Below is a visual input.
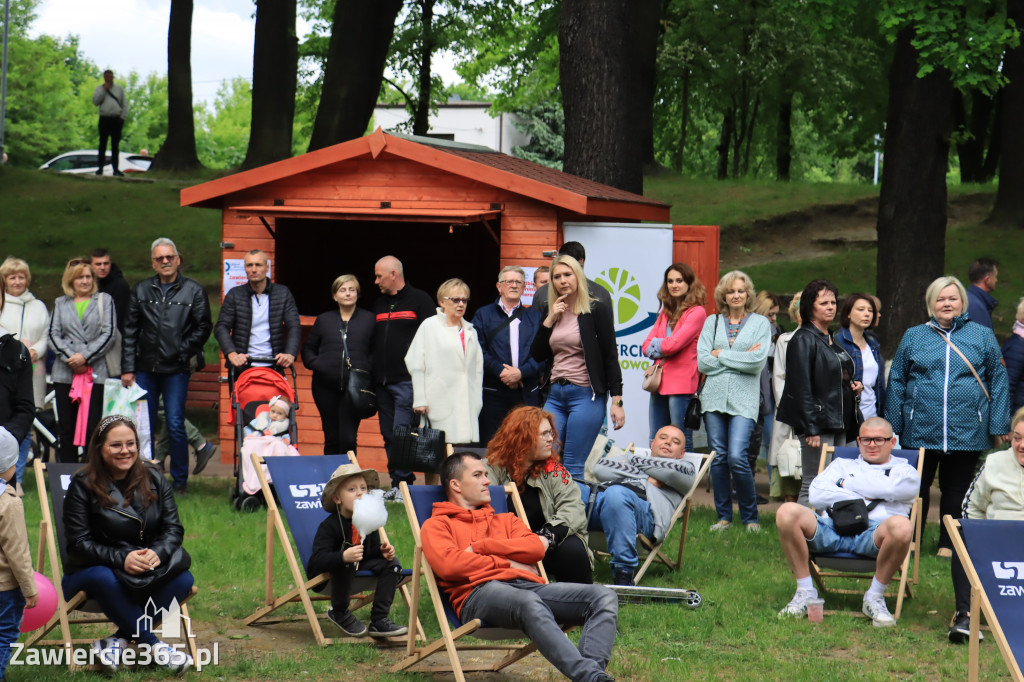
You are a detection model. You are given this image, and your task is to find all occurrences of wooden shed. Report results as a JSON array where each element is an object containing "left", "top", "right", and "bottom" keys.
[{"left": 181, "top": 129, "right": 718, "bottom": 471}]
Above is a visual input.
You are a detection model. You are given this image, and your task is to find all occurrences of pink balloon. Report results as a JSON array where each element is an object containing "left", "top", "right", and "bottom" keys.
[{"left": 20, "top": 572, "right": 58, "bottom": 633}]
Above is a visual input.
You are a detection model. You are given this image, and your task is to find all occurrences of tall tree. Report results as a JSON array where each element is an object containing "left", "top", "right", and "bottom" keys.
[
  {"left": 307, "top": 0, "right": 402, "bottom": 151},
  {"left": 243, "top": 0, "right": 298, "bottom": 169},
  {"left": 990, "top": 0, "right": 1024, "bottom": 228},
  {"left": 559, "top": 0, "right": 660, "bottom": 193},
  {"left": 151, "top": 0, "right": 202, "bottom": 171}
]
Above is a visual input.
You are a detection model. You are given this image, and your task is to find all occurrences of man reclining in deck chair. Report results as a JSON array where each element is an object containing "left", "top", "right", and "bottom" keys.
[
  {"left": 776, "top": 417, "right": 919, "bottom": 627},
  {"left": 422, "top": 452, "right": 618, "bottom": 682},
  {"left": 586, "top": 425, "right": 696, "bottom": 586}
]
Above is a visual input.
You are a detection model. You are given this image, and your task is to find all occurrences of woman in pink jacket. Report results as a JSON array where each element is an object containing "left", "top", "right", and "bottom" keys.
[{"left": 642, "top": 263, "right": 707, "bottom": 450}]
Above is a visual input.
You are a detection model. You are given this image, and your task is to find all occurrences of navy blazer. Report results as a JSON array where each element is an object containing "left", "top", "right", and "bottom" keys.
[{"left": 472, "top": 297, "right": 544, "bottom": 390}]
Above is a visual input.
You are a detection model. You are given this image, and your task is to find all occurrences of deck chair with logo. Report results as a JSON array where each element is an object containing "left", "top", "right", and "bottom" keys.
[
  {"left": 26, "top": 460, "right": 199, "bottom": 670},
  {"left": 808, "top": 445, "right": 925, "bottom": 619},
  {"left": 579, "top": 447, "right": 716, "bottom": 585},
  {"left": 392, "top": 481, "right": 577, "bottom": 681},
  {"left": 943, "top": 516, "right": 1024, "bottom": 682},
  {"left": 243, "top": 452, "right": 423, "bottom": 646}
]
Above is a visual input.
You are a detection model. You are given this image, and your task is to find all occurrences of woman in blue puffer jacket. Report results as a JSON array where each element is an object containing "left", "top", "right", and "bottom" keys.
[{"left": 884, "top": 275, "right": 1010, "bottom": 556}]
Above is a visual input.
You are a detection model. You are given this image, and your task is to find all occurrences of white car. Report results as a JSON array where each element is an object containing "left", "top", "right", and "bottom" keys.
[{"left": 39, "top": 150, "right": 152, "bottom": 176}]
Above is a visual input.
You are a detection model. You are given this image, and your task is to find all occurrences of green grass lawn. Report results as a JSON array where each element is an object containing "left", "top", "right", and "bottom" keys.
[{"left": 16, "top": 471, "right": 1013, "bottom": 681}]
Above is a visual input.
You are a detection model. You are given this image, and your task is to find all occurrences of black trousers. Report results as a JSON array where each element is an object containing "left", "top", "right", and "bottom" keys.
[
  {"left": 479, "top": 384, "right": 540, "bottom": 444},
  {"left": 328, "top": 556, "right": 404, "bottom": 622},
  {"left": 54, "top": 382, "right": 104, "bottom": 463},
  {"left": 310, "top": 378, "right": 361, "bottom": 455},
  {"left": 921, "top": 450, "right": 981, "bottom": 550},
  {"left": 97, "top": 116, "right": 124, "bottom": 171},
  {"left": 543, "top": 535, "right": 594, "bottom": 584},
  {"left": 951, "top": 526, "right": 972, "bottom": 614}
]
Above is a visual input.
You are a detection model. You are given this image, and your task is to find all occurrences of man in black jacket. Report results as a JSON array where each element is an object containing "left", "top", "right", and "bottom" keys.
[
  {"left": 122, "top": 238, "right": 212, "bottom": 493},
  {"left": 214, "top": 249, "right": 300, "bottom": 370},
  {"left": 372, "top": 256, "right": 436, "bottom": 500},
  {"left": 90, "top": 248, "right": 131, "bottom": 335}
]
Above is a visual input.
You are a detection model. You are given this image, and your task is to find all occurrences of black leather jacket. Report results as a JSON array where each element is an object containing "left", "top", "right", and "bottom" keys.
[
  {"left": 529, "top": 300, "right": 623, "bottom": 397},
  {"left": 776, "top": 325, "right": 853, "bottom": 437},
  {"left": 0, "top": 334, "right": 33, "bottom": 442},
  {"left": 123, "top": 274, "right": 212, "bottom": 374},
  {"left": 63, "top": 466, "right": 184, "bottom": 574}
]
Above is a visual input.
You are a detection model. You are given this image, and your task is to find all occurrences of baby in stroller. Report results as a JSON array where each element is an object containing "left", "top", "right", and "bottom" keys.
[{"left": 240, "top": 396, "right": 299, "bottom": 494}]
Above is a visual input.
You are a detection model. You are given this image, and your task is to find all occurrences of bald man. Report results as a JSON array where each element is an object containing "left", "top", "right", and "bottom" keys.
[{"left": 371, "top": 256, "right": 437, "bottom": 500}]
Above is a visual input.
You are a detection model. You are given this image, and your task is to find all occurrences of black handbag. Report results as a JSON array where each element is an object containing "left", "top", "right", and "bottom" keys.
[
  {"left": 114, "top": 546, "right": 192, "bottom": 598},
  {"left": 826, "top": 499, "right": 880, "bottom": 536},
  {"left": 341, "top": 320, "right": 377, "bottom": 419},
  {"left": 392, "top": 415, "right": 447, "bottom": 473},
  {"left": 684, "top": 315, "right": 718, "bottom": 431}
]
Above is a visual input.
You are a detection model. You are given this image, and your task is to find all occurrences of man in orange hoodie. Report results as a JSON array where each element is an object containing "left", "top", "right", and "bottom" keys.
[{"left": 422, "top": 452, "right": 618, "bottom": 682}]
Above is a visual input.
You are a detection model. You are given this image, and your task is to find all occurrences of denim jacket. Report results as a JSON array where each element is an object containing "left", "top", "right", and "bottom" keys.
[{"left": 835, "top": 327, "right": 886, "bottom": 415}]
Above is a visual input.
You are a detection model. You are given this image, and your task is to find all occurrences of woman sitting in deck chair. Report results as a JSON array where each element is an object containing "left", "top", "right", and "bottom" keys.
[{"left": 63, "top": 416, "right": 194, "bottom": 674}]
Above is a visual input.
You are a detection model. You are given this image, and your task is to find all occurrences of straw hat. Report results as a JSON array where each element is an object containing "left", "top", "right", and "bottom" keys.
[{"left": 321, "top": 463, "right": 381, "bottom": 512}]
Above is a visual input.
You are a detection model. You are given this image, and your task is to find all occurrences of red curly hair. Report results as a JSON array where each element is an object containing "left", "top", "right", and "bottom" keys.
[{"left": 486, "top": 406, "right": 561, "bottom": 489}]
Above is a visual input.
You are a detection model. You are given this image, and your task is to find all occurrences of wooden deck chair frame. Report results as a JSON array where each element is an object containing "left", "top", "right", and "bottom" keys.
[
  {"left": 808, "top": 444, "right": 925, "bottom": 619},
  {"left": 392, "top": 481, "right": 575, "bottom": 682},
  {"left": 943, "top": 516, "right": 1024, "bottom": 682},
  {"left": 26, "top": 460, "right": 199, "bottom": 671},
  {"left": 587, "top": 451, "right": 716, "bottom": 585},
  {"left": 242, "top": 451, "right": 424, "bottom": 646}
]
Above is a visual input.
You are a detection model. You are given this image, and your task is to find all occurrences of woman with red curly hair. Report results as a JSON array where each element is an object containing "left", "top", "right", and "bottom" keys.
[{"left": 484, "top": 406, "right": 593, "bottom": 583}]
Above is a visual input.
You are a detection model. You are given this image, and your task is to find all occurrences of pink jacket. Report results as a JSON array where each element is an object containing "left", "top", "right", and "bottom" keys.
[{"left": 641, "top": 305, "right": 706, "bottom": 395}]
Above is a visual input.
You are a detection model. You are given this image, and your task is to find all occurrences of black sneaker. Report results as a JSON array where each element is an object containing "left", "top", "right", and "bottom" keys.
[
  {"left": 173, "top": 485, "right": 188, "bottom": 496},
  {"left": 612, "top": 569, "right": 634, "bottom": 586},
  {"left": 193, "top": 442, "right": 218, "bottom": 474},
  {"left": 949, "top": 612, "right": 984, "bottom": 643},
  {"left": 327, "top": 608, "right": 367, "bottom": 637},
  {"left": 112, "top": 170, "right": 125, "bottom": 177},
  {"left": 368, "top": 617, "right": 409, "bottom": 637}
]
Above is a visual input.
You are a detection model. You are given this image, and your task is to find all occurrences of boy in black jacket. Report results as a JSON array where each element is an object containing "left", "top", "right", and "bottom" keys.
[{"left": 306, "top": 463, "right": 407, "bottom": 637}]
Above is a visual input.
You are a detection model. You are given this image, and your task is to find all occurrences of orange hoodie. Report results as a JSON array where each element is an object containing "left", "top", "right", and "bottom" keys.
[{"left": 421, "top": 500, "right": 546, "bottom": 616}]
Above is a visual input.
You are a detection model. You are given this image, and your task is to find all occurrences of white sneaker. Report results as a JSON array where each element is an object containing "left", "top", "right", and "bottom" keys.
[
  {"left": 152, "top": 640, "right": 193, "bottom": 673},
  {"left": 382, "top": 486, "right": 404, "bottom": 503},
  {"left": 778, "top": 588, "right": 814, "bottom": 617},
  {"left": 862, "top": 595, "right": 897, "bottom": 627},
  {"left": 92, "top": 636, "right": 128, "bottom": 673}
]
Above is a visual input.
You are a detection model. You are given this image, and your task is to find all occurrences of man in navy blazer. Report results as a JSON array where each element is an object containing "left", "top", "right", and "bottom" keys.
[{"left": 472, "top": 266, "right": 545, "bottom": 443}]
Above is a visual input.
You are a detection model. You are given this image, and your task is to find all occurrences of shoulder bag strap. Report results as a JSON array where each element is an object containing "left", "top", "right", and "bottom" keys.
[
  {"left": 485, "top": 304, "right": 524, "bottom": 346},
  {"left": 927, "top": 323, "right": 990, "bottom": 401}
]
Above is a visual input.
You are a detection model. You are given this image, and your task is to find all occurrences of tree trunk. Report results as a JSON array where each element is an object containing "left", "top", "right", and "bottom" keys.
[
  {"left": 151, "top": 0, "right": 202, "bottom": 171},
  {"left": 412, "top": 0, "right": 435, "bottom": 137},
  {"left": 308, "top": 0, "right": 403, "bottom": 151},
  {"left": 676, "top": 70, "right": 690, "bottom": 172},
  {"left": 989, "top": 0, "right": 1024, "bottom": 227},
  {"left": 954, "top": 89, "right": 995, "bottom": 183},
  {"left": 776, "top": 88, "right": 793, "bottom": 181},
  {"left": 242, "top": 0, "right": 298, "bottom": 170},
  {"left": 741, "top": 93, "right": 760, "bottom": 176},
  {"left": 559, "top": 0, "right": 657, "bottom": 193},
  {"left": 981, "top": 91, "right": 1002, "bottom": 181},
  {"left": 716, "top": 106, "right": 734, "bottom": 181},
  {"left": 876, "top": 29, "right": 953, "bottom": 357},
  {"left": 634, "top": 0, "right": 661, "bottom": 170}
]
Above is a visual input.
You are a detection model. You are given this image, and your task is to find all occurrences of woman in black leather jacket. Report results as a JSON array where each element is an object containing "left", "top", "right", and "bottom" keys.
[
  {"left": 776, "top": 280, "right": 860, "bottom": 505},
  {"left": 62, "top": 416, "right": 194, "bottom": 673}
]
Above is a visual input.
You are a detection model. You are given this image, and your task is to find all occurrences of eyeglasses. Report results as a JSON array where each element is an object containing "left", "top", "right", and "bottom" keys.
[
  {"left": 857, "top": 437, "right": 891, "bottom": 446},
  {"left": 539, "top": 430, "right": 555, "bottom": 440},
  {"left": 444, "top": 297, "right": 470, "bottom": 305},
  {"left": 67, "top": 258, "right": 87, "bottom": 267},
  {"left": 153, "top": 255, "right": 177, "bottom": 263},
  {"left": 107, "top": 442, "right": 139, "bottom": 453},
  {"left": 499, "top": 279, "right": 524, "bottom": 287}
]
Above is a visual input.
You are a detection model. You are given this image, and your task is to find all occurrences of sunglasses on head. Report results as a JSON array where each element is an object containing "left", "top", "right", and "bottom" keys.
[{"left": 67, "top": 257, "right": 88, "bottom": 267}]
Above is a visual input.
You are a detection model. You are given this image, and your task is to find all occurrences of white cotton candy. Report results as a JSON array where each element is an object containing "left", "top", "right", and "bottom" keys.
[{"left": 352, "top": 489, "right": 388, "bottom": 544}]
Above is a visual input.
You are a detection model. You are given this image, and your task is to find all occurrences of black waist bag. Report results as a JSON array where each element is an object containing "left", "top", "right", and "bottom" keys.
[{"left": 826, "top": 499, "right": 881, "bottom": 536}]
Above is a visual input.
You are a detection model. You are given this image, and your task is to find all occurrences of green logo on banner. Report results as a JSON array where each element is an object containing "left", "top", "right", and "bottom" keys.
[{"left": 595, "top": 268, "right": 641, "bottom": 325}]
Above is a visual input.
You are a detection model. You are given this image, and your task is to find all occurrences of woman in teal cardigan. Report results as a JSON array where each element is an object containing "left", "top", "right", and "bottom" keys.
[{"left": 697, "top": 271, "right": 771, "bottom": 533}]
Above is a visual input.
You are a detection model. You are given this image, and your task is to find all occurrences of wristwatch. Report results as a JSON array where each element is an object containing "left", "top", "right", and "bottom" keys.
[
  {"left": 612, "top": 399, "right": 624, "bottom": 407},
  {"left": 537, "top": 527, "right": 557, "bottom": 552}
]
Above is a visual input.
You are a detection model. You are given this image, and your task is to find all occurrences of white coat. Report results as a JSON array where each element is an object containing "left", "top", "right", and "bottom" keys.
[
  {"left": 405, "top": 310, "right": 483, "bottom": 444},
  {"left": 1, "top": 291, "right": 50, "bottom": 408}
]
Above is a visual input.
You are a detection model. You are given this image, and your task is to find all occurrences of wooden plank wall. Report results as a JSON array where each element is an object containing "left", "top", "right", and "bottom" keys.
[{"left": 673, "top": 225, "right": 721, "bottom": 315}]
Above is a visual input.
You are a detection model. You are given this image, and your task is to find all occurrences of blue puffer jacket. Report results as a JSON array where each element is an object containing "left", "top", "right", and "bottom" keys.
[
  {"left": 884, "top": 314, "right": 1010, "bottom": 452},
  {"left": 1001, "top": 334, "right": 1024, "bottom": 416}
]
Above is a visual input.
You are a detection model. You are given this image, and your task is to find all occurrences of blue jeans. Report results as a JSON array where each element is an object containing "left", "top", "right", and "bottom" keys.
[
  {"left": 63, "top": 565, "right": 194, "bottom": 646},
  {"left": 589, "top": 484, "right": 655, "bottom": 572},
  {"left": 703, "top": 411, "right": 758, "bottom": 525},
  {"left": 544, "top": 382, "right": 607, "bottom": 480},
  {"left": 16, "top": 435, "right": 30, "bottom": 485},
  {"left": 377, "top": 381, "right": 415, "bottom": 486},
  {"left": 460, "top": 579, "right": 618, "bottom": 682},
  {"left": 136, "top": 372, "right": 190, "bottom": 488},
  {"left": 648, "top": 393, "right": 693, "bottom": 451},
  {"left": 0, "top": 588, "right": 26, "bottom": 676},
  {"left": 807, "top": 517, "right": 882, "bottom": 557}
]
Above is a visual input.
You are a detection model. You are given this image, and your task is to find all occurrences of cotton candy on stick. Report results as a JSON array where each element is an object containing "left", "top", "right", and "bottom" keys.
[{"left": 351, "top": 490, "right": 388, "bottom": 570}]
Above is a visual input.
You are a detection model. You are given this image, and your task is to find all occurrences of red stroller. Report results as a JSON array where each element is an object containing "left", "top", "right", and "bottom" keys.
[{"left": 227, "top": 359, "right": 298, "bottom": 511}]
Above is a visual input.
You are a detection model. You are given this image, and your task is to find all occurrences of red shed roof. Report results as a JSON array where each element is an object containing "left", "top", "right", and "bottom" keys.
[{"left": 181, "top": 129, "right": 670, "bottom": 222}]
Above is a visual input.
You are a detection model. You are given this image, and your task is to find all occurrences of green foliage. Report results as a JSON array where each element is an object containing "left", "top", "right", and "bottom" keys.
[
  {"left": 122, "top": 72, "right": 169, "bottom": 155},
  {"left": 511, "top": 102, "right": 563, "bottom": 169},
  {"left": 196, "top": 77, "right": 252, "bottom": 169}
]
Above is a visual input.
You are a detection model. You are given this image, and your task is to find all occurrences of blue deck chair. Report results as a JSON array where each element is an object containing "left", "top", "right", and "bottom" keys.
[
  {"left": 943, "top": 516, "right": 1024, "bottom": 682},
  {"left": 809, "top": 445, "right": 925, "bottom": 619},
  {"left": 26, "top": 460, "right": 200, "bottom": 670},
  {"left": 243, "top": 452, "right": 423, "bottom": 646},
  {"left": 391, "top": 481, "right": 574, "bottom": 682}
]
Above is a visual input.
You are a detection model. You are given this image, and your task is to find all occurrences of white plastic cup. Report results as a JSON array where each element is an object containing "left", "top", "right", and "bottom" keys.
[{"left": 806, "top": 598, "right": 825, "bottom": 623}]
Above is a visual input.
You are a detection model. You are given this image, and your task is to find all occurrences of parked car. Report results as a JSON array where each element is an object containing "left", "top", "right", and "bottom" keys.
[{"left": 39, "top": 150, "right": 151, "bottom": 176}]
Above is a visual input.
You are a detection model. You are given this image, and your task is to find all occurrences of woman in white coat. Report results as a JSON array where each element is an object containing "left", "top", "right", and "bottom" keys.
[{"left": 405, "top": 278, "right": 483, "bottom": 445}]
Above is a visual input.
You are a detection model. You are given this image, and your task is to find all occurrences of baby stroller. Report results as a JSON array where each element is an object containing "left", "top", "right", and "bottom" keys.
[{"left": 227, "top": 358, "right": 298, "bottom": 511}]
